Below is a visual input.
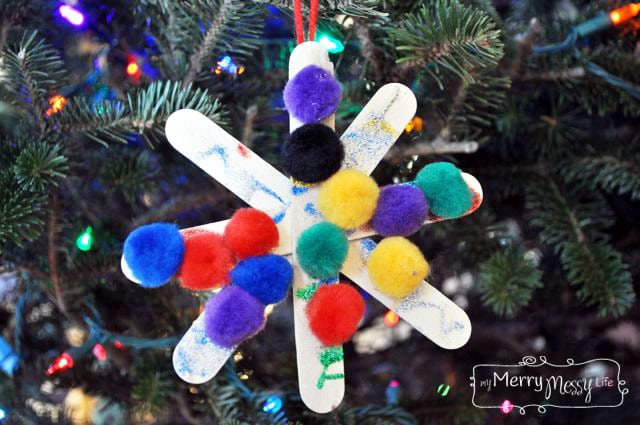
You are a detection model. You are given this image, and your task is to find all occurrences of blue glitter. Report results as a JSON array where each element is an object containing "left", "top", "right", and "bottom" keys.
[
  {"left": 292, "top": 186, "right": 308, "bottom": 196},
  {"left": 361, "top": 239, "right": 376, "bottom": 252},
  {"left": 360, "top": 239, "right": 376, "bottom": 261},
  {"left": 200, "top": 145, "right": 229, "bottom": 167},
  {"left": 318, "top": 277, "right": 339, "bottom": 285},
  {"left": 273, "top": 211, "right": 286, "bottom": 223},
  {"left": 304, "top": 202, "right": 321, "bottom": 217},
  {"left": 252, "top": 179, "right": 286, "bottom": 205}
]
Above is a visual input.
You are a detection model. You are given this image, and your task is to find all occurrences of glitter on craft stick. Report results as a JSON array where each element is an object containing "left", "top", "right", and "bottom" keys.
[
  {"left": 397, "top": 286, "right": 465, "bottom": 336},
  {"left": 316, "top": 346, "right": 345, "bottom": 389}
]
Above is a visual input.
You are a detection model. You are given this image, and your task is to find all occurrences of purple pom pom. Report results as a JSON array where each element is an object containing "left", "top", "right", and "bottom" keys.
[
  {"left": 283, "top": 65, "right": 341, "bottom": 124},
  {"left": 371, "top": 184, "right": 429, "bottom": 237},
  {"left": 204, "top": 286, "right": 265, "bottom": 348}
]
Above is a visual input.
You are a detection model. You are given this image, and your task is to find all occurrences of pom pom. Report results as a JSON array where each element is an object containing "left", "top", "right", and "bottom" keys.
[
  {"left": 231, "top": 255, "right": 293, "bottom": 305},
  {"left": 415, "top": 162, "right": 472, "bottom": 219},
  {"left": 224, "top": 208, "right": 279, "bottom": 259},
  {"left": 318, "top": 169, "right": 380, "bottom": 229},
  {"left": 367, "top": 237, "right": 430, "bottom": 298},
  {"left": 371, "top": 184, "right": 429, "bottom": 236},
  {"left": 296, "top": 222, "right": 348, "bottom": 279},
  {"left": 283, "top": 65, "right": 341, "bottom": 124},
  {"left": 204, "top": 286, "right": 266, "bottom": 348},
  {"left": 282, "top": 124, "right": 344, "bottom": 183},
  {"left": 123, "top": 223, "right": 184, "bottom": 288},
  {"left": 178, "top": 231, "right": 235, "bottom": 290},
  {"left": 306, "top": 283, "right": 365, "bottom": 346}
]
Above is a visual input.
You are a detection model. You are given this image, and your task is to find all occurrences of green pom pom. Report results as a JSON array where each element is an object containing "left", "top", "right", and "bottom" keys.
[
  {"left": 296, "top": 222, "right": 348, "bottom": 279},
  {"left": 415, "top": 162, "right": 472, "bottom": 219}
]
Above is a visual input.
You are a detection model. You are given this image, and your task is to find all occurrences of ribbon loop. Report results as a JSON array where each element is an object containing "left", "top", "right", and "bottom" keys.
[{"left": 294, "top": 0, "right": 319, "bottom": 44}]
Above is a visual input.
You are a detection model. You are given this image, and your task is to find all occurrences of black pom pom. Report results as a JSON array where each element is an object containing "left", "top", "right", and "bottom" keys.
[{"left": 282, "top": 124, "right": 344, "bottom": 183}]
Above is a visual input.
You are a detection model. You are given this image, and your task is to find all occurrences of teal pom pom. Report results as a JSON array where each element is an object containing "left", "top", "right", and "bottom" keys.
[
  {"left": 415, "top": 162, "right": 472, "bottom": 219},
  {"left": 296, "top": 222, "right": 348, "bottom": 279}
]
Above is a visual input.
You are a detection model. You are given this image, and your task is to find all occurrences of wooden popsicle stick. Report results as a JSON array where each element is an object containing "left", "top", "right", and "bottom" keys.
[
  {"left": 159, "top": 109, "right": 295, "bottom": 384},
  {"left": 288, "top": 42, "right": 345, "bottom": 414},
  {"left": 172, "top": 314, "right": 235, "bottom": 384},
  {"left": 288, "top": 43, "right": 419, "bottom": 413},
  {"left": 124, "top": 171, "right": 479, "bottom": 384},
  {"left": 165, "top": 109, "right": 292, "bottom": 213},
  {"left": 170, "top": 173, "right": 483, "bottom": 258},
  {"left": 342, "top": 239, "right": 472, "bottom": 349}
]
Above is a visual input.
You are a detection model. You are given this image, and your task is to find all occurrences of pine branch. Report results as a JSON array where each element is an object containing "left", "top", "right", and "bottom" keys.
[
  {"left": 127, "top": 80, "right": 226, "bottom": 145},
  {"left": 0, "top": 31, "right": 66, "bottom": 129},
  {"left": 384, "top": 129, "right": 479, "bottom": 164},
  {"left": 561, "top": 152, "right": 640, "bottom": 200},
  {"left": 55, "top": 82, "right": 225, "bottom": 146},
  {"left": 47, "top": 192, "right": 66, "bottom": 314},
  {"left": 100, "top": 149, "right": 159, "bottom": 205},
  {"left": 0, "top": 170, "right": 47, "bottom": 251},
  {"left": 478, "top": 247, "right": 543, "bottom": 317},
  {"left": 13, "top": 140, "right": 68, "bottom": 191},
  {"left": 389, "top": 0, "right": 503, "bottom": 86},
  {"left": 132, "top": 370, "right": 174, "bottom": 416},
  {"left": 447, "top": 74, "right": 511, "bottom": 143},
  {"left": 54, "top": 98, "right": 129, "bottom": 146},
  {"left": 526, "top": 179, "right": 635, "bottom": 317},
  {"left": 177, "top": 0, "right": 263, "bottom": 85}
]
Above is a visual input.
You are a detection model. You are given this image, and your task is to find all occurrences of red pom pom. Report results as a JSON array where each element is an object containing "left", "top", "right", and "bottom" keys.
[
  {"left": 178, "top": 230, "right": 235, "bottom": 290},
  {"left": 223, "top": 208, "right": 279, "bottom": 259},
  {"left": 306, "top": 283, "right": 365, "bottom": 346}
]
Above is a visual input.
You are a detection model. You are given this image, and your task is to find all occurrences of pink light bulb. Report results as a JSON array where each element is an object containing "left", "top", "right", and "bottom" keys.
[{"left": 500, "top": 399, "right": 514, "bottom": 414}]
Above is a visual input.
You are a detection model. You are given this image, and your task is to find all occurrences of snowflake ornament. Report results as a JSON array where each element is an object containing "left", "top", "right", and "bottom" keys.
[{"left": 121, "top": 42, "right": 483, "bottom": 413}]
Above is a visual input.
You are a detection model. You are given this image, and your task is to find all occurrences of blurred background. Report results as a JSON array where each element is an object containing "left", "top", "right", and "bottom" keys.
[{"left": 0, "top": 1, "right": 638, "bottom": 424}]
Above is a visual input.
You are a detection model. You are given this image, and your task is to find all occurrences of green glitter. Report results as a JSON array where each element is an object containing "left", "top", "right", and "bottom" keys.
[
  {"left": 316, "top": 346, "right": 345, "bottom": 389},
  {"left": 319, "top": 346, "right": 343, "bottom": 367},
  {"left": 295, "top": 283, "right": 318, "bottom": 300}
]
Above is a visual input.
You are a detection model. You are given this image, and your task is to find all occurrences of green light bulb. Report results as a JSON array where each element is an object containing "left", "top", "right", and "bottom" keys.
[
  {"left": 76, "top": 226, "right": 93, "bottom": 251},
  {"left": 318, "top": 34, "right": 344, "bottom": 54}
]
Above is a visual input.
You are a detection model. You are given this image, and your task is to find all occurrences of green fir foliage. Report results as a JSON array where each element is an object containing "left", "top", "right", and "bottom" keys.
[
  {"left": 478, "top": 247, "right": 543, "bottom": 317},
  {"left": 390, "top": 0, "right": 504, "bottom": 86}
]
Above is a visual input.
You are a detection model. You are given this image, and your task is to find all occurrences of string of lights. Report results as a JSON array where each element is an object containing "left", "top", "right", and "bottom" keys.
[{"left": 532, "top": 3, "right": 640, "bottom": 99}]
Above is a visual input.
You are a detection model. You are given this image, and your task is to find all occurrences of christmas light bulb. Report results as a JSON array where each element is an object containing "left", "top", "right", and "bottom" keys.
[
  {"left": 500, "top": 399, "right": 514, "bottom": 414},
  {"left": 75, "top": 226, "right": 93, "bottom": 252},
  {"left": 262, "top": 395, "right": 283, "bottom": 414},
  {"left": 59, "top": 5, "right": 85, "bottom": 27},
  {"left": 318, "top": 34, "right": 345, "bottom": 54},
  {"left": 436, "top": 383, "right": 451, "bottom": 397},
  {"left": 92, "top": 343, "right": 107, "bottom": 361},
  {"left": 610, "top": 3, "right": 640, "bottom": 25},
  {"left": 383, "top": 310, "right": 400, "bottom": 327},
  {"left": 46, "top": 95, "right": 68, "bottom": 117},
  {"left": 46, "top": 352, "right": 74, "bottom": 375},
  {"left": 126, "top": 62, "right": 140, "bottom": 78}
]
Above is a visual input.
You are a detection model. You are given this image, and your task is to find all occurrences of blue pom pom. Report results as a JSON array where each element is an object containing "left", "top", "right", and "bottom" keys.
[
  {"left": 123, "top": 223, "right": 185, "bottom": 288},
  {"left": 231, "top": 255, "right": 293, "bottom": 305}
]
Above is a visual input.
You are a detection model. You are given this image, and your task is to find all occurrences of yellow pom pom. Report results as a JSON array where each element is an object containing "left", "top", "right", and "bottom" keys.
[
  {"left": 367, "top": 237, "right": 430, "bottom": 298},
  {"left": 318, "top": 169, "right": 380, "bottom": 229}
]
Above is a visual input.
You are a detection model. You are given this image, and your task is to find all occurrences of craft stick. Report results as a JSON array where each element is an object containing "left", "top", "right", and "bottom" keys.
[
  {"left": 165, "top": 109, "right": 292, "bottom": 213},
  {"left": 150, "top": 110, "right": 294, "bottom": 384},
  {"left": 288, "top": 43, "right": 420, "bottom": 413},
  {"left": 173, "top": 173, "right": 482, "bottom": 258},
  {"left": 288, "top": 41, "right": 345, "bottom": 414},
  {"left": 342, "top": 240, "right": 472, "bottom": 349},
  {"left": 172, "top": 314, "right": 235, "bottom": 384}
]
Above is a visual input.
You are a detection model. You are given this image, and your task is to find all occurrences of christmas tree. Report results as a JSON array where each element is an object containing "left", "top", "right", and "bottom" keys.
[{"left": 1, "top": 1, "right": 638, "bottom": 424}]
